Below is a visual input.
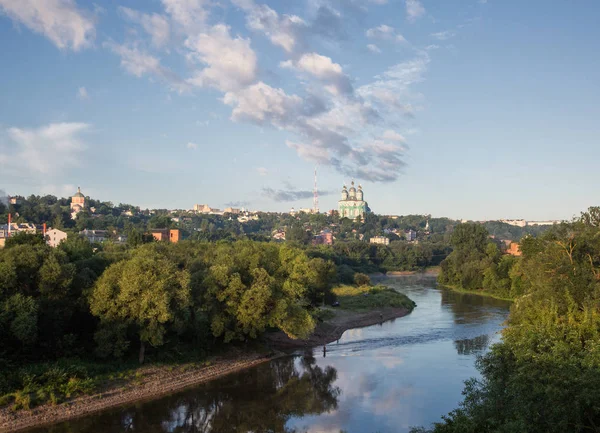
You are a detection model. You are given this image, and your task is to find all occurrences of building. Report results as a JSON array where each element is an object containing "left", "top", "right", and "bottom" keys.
[
  {"left": 193, "top": 204, "right": 211, "bottom": 213},
  {"left": 46, "top": 228, "right": 68, "bottom": 248},
  {"left": 527, "top": 220, "right": 560, "bottom": 226},
  {"left": 151, "top": 228, "right": 181, "bottom": 243},
  {"left": 405, "top": 229, "right": 417, "bottom": 242},
  {"left": 500, "top": 219, "right": 527, "bottom": 227},
  {"left": 224, "top": 207, "right": 241, "bottom": 214},
  {"left": 338, "top": 181, "right": 369, "bottom": 221},
  {"left": 506, "top": 241, "right": 522, "bottom": 256},
  {"left": 313, "top": 229, "right": 334, "bottom": 245},
  {"left": 80, "top": 229, "right": 108, "bottom": 243},
  {"left": 272, "top": 229, "right": 286, "bottom": 241},
  {"left": 370, "top": 236, "right": 389, "bottom": 245},
  {"left": 71, "top": 187, "right": 86, "bottom": 219}
]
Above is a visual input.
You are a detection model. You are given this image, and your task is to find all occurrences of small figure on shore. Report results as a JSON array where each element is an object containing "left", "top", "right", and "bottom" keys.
[
  {"left": 380, "top": 312, "right": 383, "bottom": 320},
  {"left": 323, "top": 345, "right": 327, "bottom": 357}
]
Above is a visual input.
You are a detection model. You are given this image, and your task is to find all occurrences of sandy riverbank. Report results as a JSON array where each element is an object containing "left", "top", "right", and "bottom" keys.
[
  {"left": 0, "top": 353, "right": 274, "bottom": 433},
  {"left": 1, "top": 306, "right": 412, "bottom": 433},
  {"left": 265, "top": 306, "right": 412, "bottom": 349}
]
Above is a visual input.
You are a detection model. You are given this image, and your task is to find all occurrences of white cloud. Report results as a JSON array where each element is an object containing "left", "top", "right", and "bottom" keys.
[
  {"left": 0, "top": 0, "right": 95, "bottom": 51},
  {"left": 186, "top": 142, "right": 198, "bottom": 150},
  {"left": 366, "top": 25, "right": 406, "bottom": 43},
  {"left": 104, "top": 41, "right": 189, "bottom": 93},
  {"left": 77, "top": 86, "right": 88, "bottom": 100},
  {"left": 256, "top": 167, "right": 268, "bottom": 176},
  {"left": 382, "top": 130, "right": 407, "bottom": 142},
  {"left": 405, "top": 0, "right": 425, "bottom": 22},
  {"left": 367, "top": 44, "right": 382, "bottom": 53},
  {"left": 224, "top": 82, "right": 303, "bottom": 126},
  {"left": 233, "top": 0, "right": 307, "bottom": 54},
  {"left": 185, "top": 24, "right": 257, "bottom": 93},
  {"left": 161, "top": 0, "right": 208, "bottom": 34},
  {"left": 118, "top": 6, "right": 170, "bottom": 48},
  {"left": 281, "top": 52, "right": 353, "bottom": 96},
  {"left": 431, "top": 30, "right": 456, "bottom": 40},
  {"left": 0, "top": 122, "right": 90, "bottom": 176}
]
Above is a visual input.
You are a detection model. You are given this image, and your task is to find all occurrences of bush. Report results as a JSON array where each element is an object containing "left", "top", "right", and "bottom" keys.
[{"left": 353, "top": 273, "right": 371, "bottom": 286}]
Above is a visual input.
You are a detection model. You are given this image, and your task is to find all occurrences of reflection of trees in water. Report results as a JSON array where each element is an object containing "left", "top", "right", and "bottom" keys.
[
  {"left": 454, "top": 334, "right": 490, "bottom": 355},
  {"left": 42, "top": 356, "right": 340, "bottom": 433},
  {"left": 440, "top": 289, "right": 510, "bottom": 325}
]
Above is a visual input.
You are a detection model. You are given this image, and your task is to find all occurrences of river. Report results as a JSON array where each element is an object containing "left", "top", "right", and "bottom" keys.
[{"left": 29, "top": 275, "right": 511, "bottom": 433}]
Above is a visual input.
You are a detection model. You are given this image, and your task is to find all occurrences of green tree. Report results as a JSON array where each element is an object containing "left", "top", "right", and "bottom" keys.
[{"left": 90, "top": 245, "right": 192, "bottom": 363}]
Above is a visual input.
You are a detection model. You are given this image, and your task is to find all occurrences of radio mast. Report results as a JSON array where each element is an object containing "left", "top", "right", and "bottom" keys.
[{"left": 313, "top": 167, "right": 319, "bottom": 214}]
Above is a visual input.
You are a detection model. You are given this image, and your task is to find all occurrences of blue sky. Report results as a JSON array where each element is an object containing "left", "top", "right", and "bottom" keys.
[{"left": 0, "top": 0, "right": 598, "bottom": 220}]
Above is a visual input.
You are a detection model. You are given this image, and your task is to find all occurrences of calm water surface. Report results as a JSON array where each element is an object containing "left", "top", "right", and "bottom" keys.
[{"left": 30, "top": 275, "right": 510, "bottom": 433}]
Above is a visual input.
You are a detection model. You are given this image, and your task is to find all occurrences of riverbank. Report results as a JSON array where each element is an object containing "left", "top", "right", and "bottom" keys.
[
  {"left": 440, "top": 283, "right": 515, "bottom": 302},
  {"left": 265, "top": 305, "right": 413, "bottom": 349},
  {"left": 1, "top": 303, "right": 415, "bottom": 433},
  {"left": 385, "top": 266, "right": 440, "bottom": 276},
  {"left": 0, "top": 353, "right": 275, "bottom": 433}
]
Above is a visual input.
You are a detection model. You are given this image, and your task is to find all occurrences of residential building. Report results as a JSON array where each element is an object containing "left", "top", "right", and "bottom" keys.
[
  {"left": 370, "top": 236, "right": 390, "bottom": 246},
  {"left": 506, "top": 242, "right": 522, "bottom": 256},
  {"left": 405, "top": 229, "right": 417, "bottom": 242},
  {"left": 71, "top": 187, "right": 86, "bottom": 219},
  {"left": 46, "top": 228, "right": 67, "bottom": 248},
  {"left": 313, "top": 229, "right": 334, "bottom": 245},
  {"left": 151, "top": 228, "right": 181, "bottom": 243},
  {"left": 338, "top": 181, "right": 369, "bottom": 221},
  {"left": 272, "top": 229, "right": 286, "bottom": 241},
  {"left": 224, "top": 207, "right": 241, "bottom": 214},
  {"left": 80, "top": 229, "right": 108, "bottom": 243}
]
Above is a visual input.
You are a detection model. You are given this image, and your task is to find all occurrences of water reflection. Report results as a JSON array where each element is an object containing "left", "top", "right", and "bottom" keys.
[
  {"left": 454, "top": 334, "right": 490, "bottom": 355},
  {"left": 32, "top": 355, "right": 340, "bottom": 433}
]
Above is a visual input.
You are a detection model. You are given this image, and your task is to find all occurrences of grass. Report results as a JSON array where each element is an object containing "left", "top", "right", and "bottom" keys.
[
  {"left": 440, "top": 284, "right": 515, "bottom": 302},
  {"left": 332, "top": 284, "right": 416, "bottom": 311}
]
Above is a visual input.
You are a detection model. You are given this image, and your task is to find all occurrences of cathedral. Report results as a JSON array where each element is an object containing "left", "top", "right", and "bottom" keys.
[{"left": 338, "top": 181, "right": 369, "bottom": 220}]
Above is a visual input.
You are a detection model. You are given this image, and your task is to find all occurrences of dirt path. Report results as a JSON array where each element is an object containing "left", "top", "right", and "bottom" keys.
[
  {"left": 265, "top": 306, "right": 412, "bottom": 349},
  {"left": 0, "top": 353, "right": 274, "bottom": 433}
]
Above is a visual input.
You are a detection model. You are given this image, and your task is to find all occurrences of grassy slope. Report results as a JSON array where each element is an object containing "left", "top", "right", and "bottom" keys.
[{"left": 332, "top": 285, "right": 416, "bottom": 311}]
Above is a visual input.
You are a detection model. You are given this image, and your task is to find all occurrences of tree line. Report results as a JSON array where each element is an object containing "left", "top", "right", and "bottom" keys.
[{"left": 414, "top": 207, "right": 600, "bottom": 433}]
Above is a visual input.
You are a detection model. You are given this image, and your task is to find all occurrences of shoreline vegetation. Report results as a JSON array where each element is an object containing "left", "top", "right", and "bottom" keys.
[{"left": 0, "top": 284, "right": 416, "bottom": 433}]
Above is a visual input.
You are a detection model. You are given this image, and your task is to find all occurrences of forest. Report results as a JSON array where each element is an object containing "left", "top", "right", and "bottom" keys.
[{"left": 414, "top": 207, "right": 600, "bottom": 433}]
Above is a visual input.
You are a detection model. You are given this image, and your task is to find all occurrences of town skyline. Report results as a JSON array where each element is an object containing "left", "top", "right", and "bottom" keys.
[{"left": 1, "top": 0, "right": 599, "bottom": 221}]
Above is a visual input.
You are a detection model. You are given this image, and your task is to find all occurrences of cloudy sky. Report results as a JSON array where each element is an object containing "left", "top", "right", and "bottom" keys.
[{"left": 0, "top": 0, "right": 598, "bottom": 220}]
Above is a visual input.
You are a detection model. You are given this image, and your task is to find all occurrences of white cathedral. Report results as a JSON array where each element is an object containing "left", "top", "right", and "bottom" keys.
[{"left": 338, "top": 181, "right": 369, "bottom": 220}]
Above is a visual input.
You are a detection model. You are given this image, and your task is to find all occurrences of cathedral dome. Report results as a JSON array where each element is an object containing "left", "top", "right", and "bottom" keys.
[
  {"left": 348, "top": 181, "right": 356, "bottom": 198},
  {"left": 356, "top": 184, "right": 363, "bottom": 201},
  {"left": 73, "top": 187, "right": 84, "bottom": 198},
  {"left": 341, "top": 185, "right": 348, "bottom": 200}
]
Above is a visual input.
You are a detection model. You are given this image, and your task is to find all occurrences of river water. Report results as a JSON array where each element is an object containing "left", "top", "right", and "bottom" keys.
[{"left": 31, "top": 275, "right": 510, "bottom": 433}]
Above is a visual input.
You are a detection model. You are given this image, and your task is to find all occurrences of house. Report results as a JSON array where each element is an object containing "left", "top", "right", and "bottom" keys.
[
  {"left": 80, "top": 229, "right": 109, "bottom": 243},
  {"left": 151, "top": 228, "right": 181, "bottom": 243},
  {"left": 313, "top": 229, "right": 334, "bottom": 245},
  {"left": 405, "top": 229, "right": 417, "bottom": 242},
  {"left": 46, "top": 228, "right": 68, "bottom": 248},
  {"left": 370, "top": 236, "right": 390, "bottom": 245},
  {"left": 506, "top": 242, "right": 522, "bottom": 256},
  {"left": 272, "top": 229, "right": 286, "bottom": 241}
]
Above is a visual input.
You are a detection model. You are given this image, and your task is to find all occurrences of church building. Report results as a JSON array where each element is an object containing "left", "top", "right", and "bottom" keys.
[
  {"left": 71, "top": 187, "right": 86, "bottom": 219},
  {"left": 338, "top": 181, "right": 369, "bottom": 220}
]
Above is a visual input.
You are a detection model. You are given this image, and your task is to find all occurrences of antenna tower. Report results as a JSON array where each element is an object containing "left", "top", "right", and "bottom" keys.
[{"left": 313, "top": 167, "right": 319, "bottom": 214}]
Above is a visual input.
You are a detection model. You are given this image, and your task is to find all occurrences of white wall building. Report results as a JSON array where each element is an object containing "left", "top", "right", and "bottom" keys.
[
  {"left": 370, "top": 236, "right": 390, "bottom": 245},
  {"left": 46, "top": 228, "right": 68, "bottom": 248}
]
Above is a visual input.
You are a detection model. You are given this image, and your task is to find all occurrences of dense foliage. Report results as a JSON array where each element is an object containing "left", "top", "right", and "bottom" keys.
[
  {"left": 438, "top": 223, "right": 521, "bottom": 299},
  {"left": 414, "top": 207, "right": 600, "bottom": 433}
]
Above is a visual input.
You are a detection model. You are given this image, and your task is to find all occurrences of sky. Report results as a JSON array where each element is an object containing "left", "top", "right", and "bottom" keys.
[{"left": 0, "top": 0, "right": 599, "bottom": 221}]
